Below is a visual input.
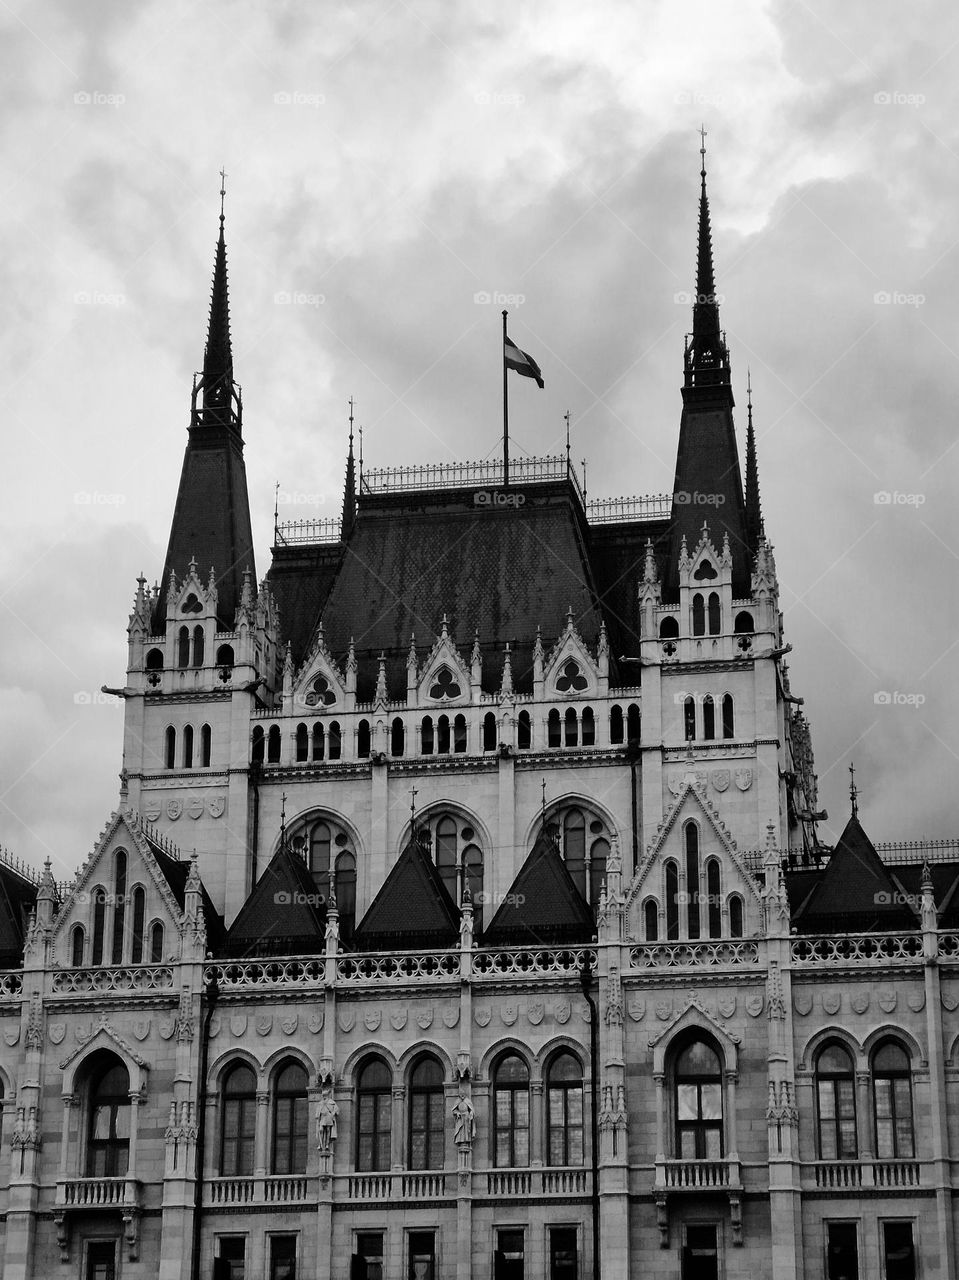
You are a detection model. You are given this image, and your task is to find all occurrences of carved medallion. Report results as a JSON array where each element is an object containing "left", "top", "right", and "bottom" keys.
[
  {"left": 280, "top": 1014, "right": 298, "bottom": 1036},
  {"left": 230, "top": 1014, "right": 248, "bottom": 1038},
  {"left": 627, "top": 999, "right": 646, "bottom": 1022},
  {"left": 745, "top": 994, "right": 764, "bottom": 1018},
  {"left": 908, "top": 991, "right": 925, "bottom": 1013},
  {"left": 667, "top": 774, "right": 683, "bottom": 797},
  {"left": 308, "top": 1009, "right": 324, "bottom": 1034},
  {"left": 364, "top": 1009, "right": 382, "bottom": 1032},
  {"left": 143, "top": 798, "right": 162, "bottom": 822},
  {"left": 942, "top": 991, "right": 959, "bottom": 1012},
  {"left": 527, "top": 1002, "right": 545, "bottom": 1027},
  {"left": 655, "top": 998, "right": 673, "bottom": 1021},
  {"left": 2, "top": 1025, "right": 19, "bottom": 1047},
  {"left": 159, "top": 1017, "right": 177, "bottom": 1040},
  {"left": 209, "top": 1015, "right": 221, "bottom": 1038},
  {"left": 132, "top": 1019, "right": 151, "bottom": 1041},
  {"left": 338, "top": 1010, "right": 356, "bottom": 1033},
  {"left": 389, "top": 1010, "right": 408, "bottom": 1032},
  {"left": 474, "top": 1007, "right": 491, "bottom": 1027},
  {"left": 821, "top": 992, "right": 841, "bottom": 1016},
  {"left": 166, "top": 798, "right": 183, "bottom": 821},
  {"left": 694, "top": 771, "right": 708, "bottom": 792},
  {"left": 878, "top": 990, "right": 897, "bottom": 1013},
  {"left": 187, "top": 796, "right": 204, "bottom": 820},
  {"left": 717, "top": 996, "right": 736, "bottom": 1019},
  {"left": 735, "top": 768, "right": 753, "bottom": 792},
  {"left": 47, "top": 1023, "right": 65, "bottom": 1046},
  {"left": 554, "top": 1001, "right": 571, "bottom": 1025},
  {"left": 416, "top": 1007, "right": 434, "bottom": 1030},
  {"left": 442, "top": 1007, "right": 460, "bottom": 1028},
  {"left": 253, "top": 1015, "right": 271, "bottom": 1036},
  {"left": 711, "top": 769, "right": 730, "bottom": 793},
  {"left": 209, "top": 796, "right": 226, "bottom": 818},
  {"left": 793, "top": 991, "right": 813, "bottom": 1016},
  {"left": 851, "top": 991, "right": 870, "bottom": 1015}
]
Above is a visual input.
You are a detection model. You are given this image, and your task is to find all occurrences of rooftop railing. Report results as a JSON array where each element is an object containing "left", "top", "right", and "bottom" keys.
[
  {"left": 274, "top": 517, "right": 343, "bottom": 547},
  {"left": 585, "top": 494, "right": 671, "bottom": 523},
  {"left": 360, "top": 454, "right": 584, "bottom": 502}
]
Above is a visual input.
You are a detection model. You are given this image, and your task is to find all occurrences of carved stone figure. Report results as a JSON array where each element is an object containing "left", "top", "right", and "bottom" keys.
[
  {"left": 317, "top": 1089, "right": 339, "bottom": 1150},
  {"left": 452, "top": 1094, "right": 475, "bottom": 1144}
]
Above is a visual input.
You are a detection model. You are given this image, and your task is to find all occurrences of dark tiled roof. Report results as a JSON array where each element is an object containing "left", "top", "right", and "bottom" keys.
[
  {"left": 223, "top": 840, "right": 325, "bottom": 957},
  {"left": 589, "top": 521, "right": 671, "bottom": 664},
  {"left": 142, "top": 835, "right": 225, "bottom": 951},
  {"left": 483, "top": 828, "right": 596, "bottom": 946},
  {"left": 269, "top": 543, "right": 344, "bottom": 668},
  {"left": 792, "top": 814, "right": 919, "bottom": 932},
  {"left": 0, "top": 866, "right": 37, "bottom": 968},
  {"left": 352, "top": 835, "right": 459, "bottom": 951}
]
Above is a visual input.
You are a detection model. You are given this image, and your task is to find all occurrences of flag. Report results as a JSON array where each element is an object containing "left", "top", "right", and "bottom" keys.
[{"left": 504, "top": 335, "right": 544, "bottom": 388}]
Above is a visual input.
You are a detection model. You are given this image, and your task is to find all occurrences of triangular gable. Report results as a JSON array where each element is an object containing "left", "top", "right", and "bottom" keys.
[
  {"left": 796, "top": 814, "right": 919, "bottom": 931},
  {"left": 646, "top": 996, "right": 742, "bottom": 1074},
  {"left": 353, "top": 836, "right": 459, "bottom": 951},
  {"left": 52, "top": 809, "right": 189, "bottom": 957},
  {"left": 292, "top": 622, "right": 346, "bottom": 711},
  {"left": 624, "top": 779, "right": 764, "bottom": 928},
  {"left": 169, "top": 559, "right": 218, "bottom": 623},
  {"left": 483, "top": 829, "right": 596, "bottom": 946},
  {"left": 543, "top": 612, "right": 599, "bottom": 697},
  {"left": 224, "top": 841, "right": 326, "bottom": 957},
  {"left": 417, "top": 621, "right": 471, "bottom": 706}
]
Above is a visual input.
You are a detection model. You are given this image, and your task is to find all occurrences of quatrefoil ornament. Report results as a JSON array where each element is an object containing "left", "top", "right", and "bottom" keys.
[
  {"left": 305, "top": 674, "right": 336, "bottom": 707},
  {"left": 555, "top": 659, "right": 588, "bottom": 693},
  {"left": 429, "top": 666, "right": 461, "bottom": 700},
  {"left": 180, "top": 593, "right": 204, "bottom": 614}
]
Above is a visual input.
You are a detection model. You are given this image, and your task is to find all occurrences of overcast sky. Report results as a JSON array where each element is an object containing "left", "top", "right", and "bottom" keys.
[{"left": 1, "top": 0, "right": 957, "bottom": 880}]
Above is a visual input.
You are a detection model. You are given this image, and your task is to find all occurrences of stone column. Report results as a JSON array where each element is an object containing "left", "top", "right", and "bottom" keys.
[{"left": 254, "top": 1090, "right": 269, "bottom": 1178}]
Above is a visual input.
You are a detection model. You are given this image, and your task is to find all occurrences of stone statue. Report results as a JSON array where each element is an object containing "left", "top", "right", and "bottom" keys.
[
  {"left": 317, "top": 1089, "right": 339, "bottom": 1150},
  {"left": 452, "top": 1093, "right": 475, "bottom": 1143}
]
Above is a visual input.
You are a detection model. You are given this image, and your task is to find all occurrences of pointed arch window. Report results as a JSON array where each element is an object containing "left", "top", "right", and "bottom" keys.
[
  {"left": 872, "top": 1041, "right": 914, "bottom": 1159},
  {"left": 705, "top": 858, "right": 721, "bottom": 938},
  {"left": 643, "top": 899, "right": 659, "bottom": 942},
  {"left": 356, "top": 1058, "right": 392, "bottom": 1172},
  {"left": 165, "top": 726, "right": 177, "bottom": 770},
  {"left": 409, "top": 1056, "right": 445, "bottom": 1170},
  {"left": 130, "top": 886, "right": 146, "bottom": 963},
  {"left": 702, "top": 695, "right": 715, "bottom": 740},
  {"left": 684, "top": 822, "right": 700, "bottom": 940},
  {"left": 675, "top": 1040, "right": 723, "bottom": 1159},
  {"left": 683, "top": 697, "right": 696, "bottom": 741},
  {"left": 517, "top": 710, "right": 531, "bottom": 750},
  {"left": 659, "top": 615, "right": 679, "bottom": 639},
  {"left": 145, "top": 647, "right": 164, "bottom": 671},
  {"left": 309, "top": 822, "right": 332, "bottom": 898},
  {"left": 665, "top": 860, "right": 679, "bottom": 941},
  {"left": 722, "top": 694, "right": 734, "bottom": 739},
  {"left": 357, "top": 719, "right": 371, "bottom": 759},
  {"left": 111, "top": 850, "right": 127, "bottom": 965},
  {"left": 707, "top": 592, "right": 721, "bottom": 635},
  {"left": 546, "top": 1053, "right": 584, "bottom": 1166},
  {"left": 563, "top": 809, "right": 587, "bottom": 898},
  {"left": 610, "top": 705, "right": 624, "bottom": 744},
  {"left": 192, "top": 624, "right": 205, "bottom": 667},
  {"left": 421, "top": 716, "right": 434, "bottom": 755},
  {"left": 71, "top": 923, "right": 85, "bottom": 967},
  {"left": 272, "top": 1061, "right": 308, "bottom": 1175},
  {"left": 589, "top": 838, "right": 609, "bottom": 908},
  {"left": 581, "top": 707, "right": 595, "bottom": 747},
  {"left": 328, "top": 721, "right": 342, "bottom": 760},
  {"left": 692, "top": 594, "right": 705, "bottom": 637},
  {"left": 251, "top": 725, "right": 264, "bottom": 764},
  {"left": 435, "top": 817, "right": 458, "bottom": 902},
  {"left": 816, "top": 1043, "right": 857, "bottom": 1160},
  {"left": 627, "top": 703, "right": 641, "bottom": 743},
  {"left": 220, "top": 1063, "right": 257, "bottom": 1176},
  {"left": 728, "top": 894, "right": 744, "bottom": 938},
  {"left": 312, "top": 722, "right": 324, "bottom": 761},
  {"left": 391, "top": 717, "right": 405, "bottom": 757},
  {"left": 493, "top": 1054, "right": 530, "bottom": 1167},
  {"left": 201, "top": 723, "right": 212, "bottom": 767},
  {"left": 295, "top": 723, "right": 309, "bottom": 762},
  {"left": 92, "top": 887, "right": 107, "bottom": 965},
  {"left": 436, "top": 714, "right": 451, "bottom": 754},
  {"left": 177, "top": 626, "right": 191, "bottom": 668},
  {"left": 547, "top": 709, "right": 561, "bottom": 748},
  {"left": 267, "top": 725, "right": 281, "bottom": 764},
  {"left": 86, "top": 1057, "right": 131, "bottom": 1177},
  {"left": 453, "top": 713, "right": 467, "bottom": 753},
  {"left": 149, "top": 921, "right": 164, "bottom": 963},
  {"left": 463, "top": 844, "right": 484, "bottom": 933},
  {"left": 183, "top": 724, "right": 194, "bottom": 769},
  {"left": 564, "top": 708, "right": 578, "bottom": 747},
  {"left": 483, "top": 712, "right": 498, "bottom": 752},
  {"left": 335, "top": 852, "right": 357, "bottom": 944}
]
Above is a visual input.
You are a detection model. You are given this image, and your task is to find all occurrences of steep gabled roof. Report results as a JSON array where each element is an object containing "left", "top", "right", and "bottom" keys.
[
  {"left": 793, "top": 814, "right": 919, "bottom": 932},
  {"left": 223, "top": 840, "right": 326, "bottom": 957},
  {"left": 482, "top": 828, "right": 595, "bottom": 947},
  {"left": 0, "top": 863, "right": 37, "bottom": 968},
  {"left": 352, "top": 835, "right": 459, "bottom": 951}
]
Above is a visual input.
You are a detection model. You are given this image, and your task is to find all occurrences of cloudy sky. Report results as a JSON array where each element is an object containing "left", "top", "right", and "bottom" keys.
[{"left": 1, "top": 0, "right": 957, "bottom": 879}]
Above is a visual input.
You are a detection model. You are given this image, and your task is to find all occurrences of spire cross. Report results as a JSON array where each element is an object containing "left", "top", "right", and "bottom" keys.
[
  {"left": 699, "top": 125, "right": 707, "bottom": 179},
  {"left": 219, "top": 168, "right": 228, "bottom": 221},
  {"left": 541, "top": 778, "right": 547, "bottom": 816},
  {"left": 348, "top": 396, "right": 354, "bottom": 444},
  {"left": 280, "top": 791, "right": 288, "bottom": 845},
  {"left": 564, "top": 410, "right": 571, "bottom": 466},
  {"left": 849, "top": 763, "right": 859, "bottom": 818},
  {"left": 410, "top": 786, "right": 418, "bottom": 826}
]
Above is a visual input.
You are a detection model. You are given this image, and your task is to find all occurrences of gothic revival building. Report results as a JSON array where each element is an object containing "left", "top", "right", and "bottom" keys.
[{"left": 0, "top": 160, "right": 953, "bottom": 1280}]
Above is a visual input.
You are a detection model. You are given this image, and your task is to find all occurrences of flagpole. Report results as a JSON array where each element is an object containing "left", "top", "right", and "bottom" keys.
[{"left": 502, "top": 309, "right": 509, "bottom": 487}]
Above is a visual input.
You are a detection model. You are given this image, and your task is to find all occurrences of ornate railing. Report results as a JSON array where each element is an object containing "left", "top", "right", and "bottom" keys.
[
  {"left": 658, "top": 1160, "right": 730, "bottom": 1189},
  {"left": 473, "top": 947, "right": 595, "bottom": 978},
  {"left": 360, "top": 455, "right": 583, "bottom": 502},
  {"left": 0, "top": 972, "right": 22, "bottom": 997},
  {"left": 348, "top": 1173, "right": 394, "bottom": 1200},
  {"left": 56, "top": 1176, "right": 141, "bottom": 1208},
  {"left": 541, "top": 1168, "right": 589, "bottom": 1194},
  {"left": 790, "top": 934, "right": 923, "bottom": 966},
  {"left": 935, "top": 933, "right": 959, "bottom": 959},
  {"left": 336, "top": 952, "right": 460, "bottom": 984},
  {"left": 487, "top": 1169, "right": 532, "bottom": 1196},
  {"left": 206, "top": 958, "right": 326, "bottom": 990},
  {"left": 209, "top": 1177, "right": 257, "bottom": 1206},
  {"left": 874, "top": 1160, "right": 920, "bottom": 1188},
  {"left": 399, "top": 1172, "right": 447, "bottom": 1198},
  {"left": 52, "top": 965, "right": 174, "bottom": 994},
  {"left": 813, "top": 1162, "right": 862, "bottom": 1189},
  {"left": 207, "top": 1176, "right": 312, "bottom": 1206},
  {"left": 274, "top": 518, "right": 342, "bottom": 547},
  {"left": 585, "top": 494, "right": 671, "bottom": 523},
  {"left": 875, "top": 838, "right": 959, "bottom": 863},
  {"left": 629, "top": 940, "right": 760, "bottom": 970}
]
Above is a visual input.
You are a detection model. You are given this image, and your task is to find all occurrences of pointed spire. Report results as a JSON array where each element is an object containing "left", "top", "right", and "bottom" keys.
[
  {"left": 199, "top": 169, "right": 236, "bottom": 426},
  {"left": 500, "top": 643, "right": 513, "bottom": 697},
  {"left": 375, "top": 652, "right": 388, "bottom": 705},
  {"left": 849, "top": 762, "right": 859, "bottom": 820},
  {"left": 684, "top": 127, "right": 730, "bottom": 391},
  {"left": 341, "top": 397, "right": 357, "bottom": 541},
  {"left": 744, "top": 369, "right": 764, "bottom": 553}
]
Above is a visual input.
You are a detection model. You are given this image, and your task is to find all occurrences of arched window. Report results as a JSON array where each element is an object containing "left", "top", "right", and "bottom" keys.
[
  {"left": 493, "top": 1054, "right": 530, "bottom": 1167},
  {"left": 71, "top": 923, "right": 85, "bottom": 966},
  {"left": 177, "top": 625, "right": 190, "bottom": 668},
  {"left": 702, "top": 695, "right": 715, "bottom": 740},
  {"left": 453, "top": 714, "right": 467, "bottom": 753},
  {"left": 183, "top": 724, "right": 194, "bottom": 769},
  {"left": 660, "top": 616, "right": 679, "bottom": 639},
  {"left": 421, "top": 716, "right": 434, "bottom": 755},
  {"left": 581, "top": 707, "right": 595, "bottom": 747},
  {"left": 328, "top": 722, "right": 342, "bottom": 760},
  {"left": 295, "top": 724, "right": 309, "bottom": 763},
  {"left": 312, "top": 722, "right": 325, "bottom": 761},
  {"left": 435, "top": 817, "right": 458, "bottom": 902},
  {"left": 675, "top": 1040, "right": 723, "bottom": 1159},
  {"left": 391, "top": 717, "right": 405, "bottom": 757},
  {"left": 683, "top": 697, "right": 696, "bottom": 741},
  {"left": 684, "top": 822, "right": 700, "bottom": 940},
  {"left": 111, "top": 850, "right": 127, "bottom": 965},
  {"left": 707, "top": 592, "right": 721, "bottom": 635},
  {"left": 310, "top": 822, "right": 332, "bottom": 897},
  {"left": 872, "top": 1042, "right": 914, "bottom": 1159},
  {"left": 665, "top": 861, "right": 679, "bottom": 941},
  {"left": 357, "top": 720, "right": 371, "bottom": 758},
  {"left": 706, "top": 859, "right": 721, "bottom": 938},
  {"left": 563, "top": 809, "right": 587, "bottom": 898},
  {"left": 546, "top": 1053, "right": 584, "bottom": 1166},
  {"left": 463, "top": 845, "right": 484, "bottom": 932},
  {"left": 483, "top": 712, "right": 498, "bottom": 753},
  {"left": 409, "top": 1056, "right": 445, "bottom": 1170},
  {"left": 145, "top": 647, "right": 164, "bottom": 670},
  {"left": 564, "top": 708, "right": 578, "bottom": 747},
  {"left": 547, "top": 709, "right": 561, "bottom": 748},
  {"left": 517, "top": 710, "right": 532, "bottom": 750},
  {"left": 356, "top": 1058, "right": 392, "bottom": 1171},
  {"left": 149, "top": 921, "right": 164, "bottom": 963},
  {"left": 267, "top": 725, "right": 281, "bottom": 764},
  {"left": 251, "top": 726, "right": 264, "bottom": 764},
  {"left": 272, "top": 1061, "right": 308, "bottom": 1174},
  {"left": 131, "top": 887, "right": 145, "bottom": 963},
  {"left": 436, "top": 715, "right": 451, "bottom": 754},
  {"left": 216, "top": 643, "right": 235, "bottom": 669},
  {"left": 165, "top": 726, "right": 177, "bottom": 770},
  {"left": 86, "top": 1056, "right": 131, "bottom": 1176},
  {"left": 627, "top": 703, "right": 641, "bottom": 744},
  {"left": 692, "top": 594, "right": 705, "bottom": 637},
  {"left": 728, "top": 894, "right": 744, "bottom": 938},
  {"left": 734, "top": 611, "right": 753, "bottom": 634},
  {"left": 722, "top": 694, "right": 734, "bottom": 739},
  {"left": 192, "top": 624, "right": 205, "bottom": 667},
  {"left": 609, "top": 705, "right": 624, "bottom": 744},
  {"left": 92, "top": 887, "right": 107, "bottom": 965},
  {"left": 816, "top": 1043, "right": 857, "bottom": 1160},
  {"left": 589, "top": 838, "right": 609, "bottom": 908},
  {"left": 643, "top": 899, "right": 659, "bottom": 942},
  {"left": 220, "top": 1063, "right": 257, "bottom": 1176},
  {"left": 335, "top": 852, "right": 357, "bottom": 944},
  {"left": 201, "top": 723, "right": 212, "bottom": 767}
]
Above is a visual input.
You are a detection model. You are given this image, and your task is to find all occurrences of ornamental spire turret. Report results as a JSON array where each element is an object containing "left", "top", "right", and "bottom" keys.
[
  {"left": 341, "top": 397, "right": 357, "bottom": 541},
  {"left": 744, "top": 369, "right": 764, "bottom": 554},
  {"left": 196, "top": 170, "right": 237, "bottom": 429},
  {"left": 684, "top": 128, "right": 730, "bottom": 392}
]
